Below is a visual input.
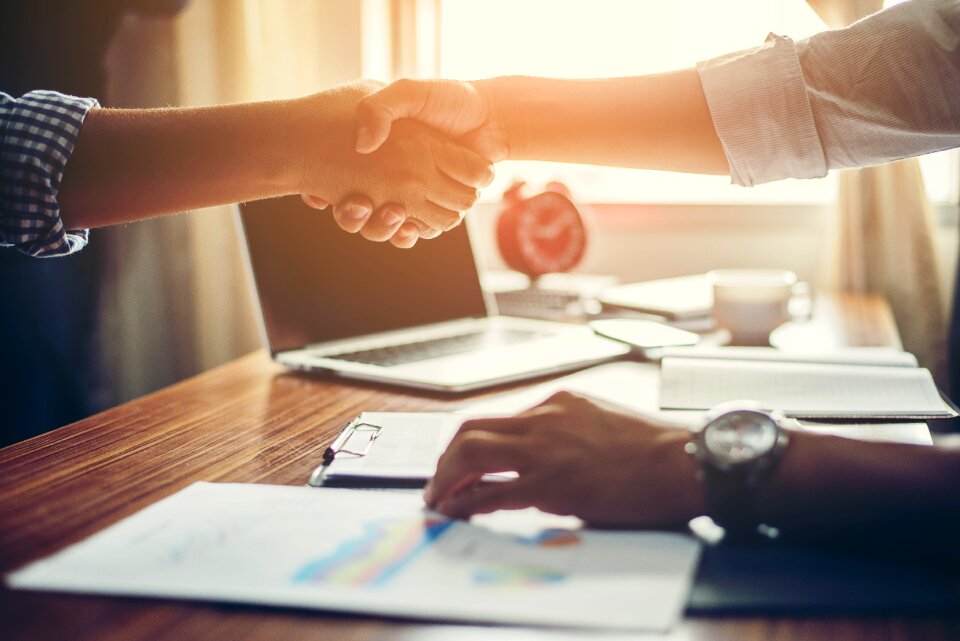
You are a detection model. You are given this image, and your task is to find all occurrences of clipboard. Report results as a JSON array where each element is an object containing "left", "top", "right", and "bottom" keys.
[{"left": 308, "top": 412, "right": 466, "bottom": 489}]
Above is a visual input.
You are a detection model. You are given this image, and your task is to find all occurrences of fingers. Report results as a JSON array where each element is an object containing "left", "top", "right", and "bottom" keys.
[
  {"left": 330, "top": 196, "right": 373, "bottom": 233},
  {"left": 329, "top": 198, "right": 443, "bottom": 248},
  {"left": 355, "top": 79, "right": 429, "bottom": 154},
  {"left": 359, "top": 202, "right": 407, "bottom": 242},
  {"left": 429, "top": 172, "right": 480, "bottom": 213},
  {"left": 458, "top": 415, "right": 538, "bottom": 437},
  {"left": 434, "top": 477, "right": 543, "bottom": 518},
  {"left": 398, "top": 218, "right": 442, "bottom": 244},
  {"left": 389, "top": 221, "right": 420, "bottom": 249},
  {"left": 426, "top": 431, "right": 529, "bottom": 508},
  {"left": 434, "top": 142, "right": 495, "bottom": 190},
  {"left": 301, "top": 194, "right": 329, "bottom": 209},
  {"left": 417, "top": 201, "right": 464, "bottom": 232}
]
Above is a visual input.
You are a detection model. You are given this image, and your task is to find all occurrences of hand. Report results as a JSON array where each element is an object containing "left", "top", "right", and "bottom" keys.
[
  {"left": 304, "top": 78, "right": 505, "bottom": 247},
  {"left": 291, "top": 81, "right": 493, "bottom": 233},
  {"left": 424, "top": 392, "right": 705, "bottom": 528},
  {"left": 300, "top": 194, "right": 442, "bottom": 249},
  {"left": 303, "top": 79, "right": 504, "bottom": 247},
  {"left": 354, "top": 78, "right": 509, "bottom": 162}
]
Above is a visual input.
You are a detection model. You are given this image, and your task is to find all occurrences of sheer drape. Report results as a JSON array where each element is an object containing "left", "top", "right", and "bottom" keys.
[
  {"left": 97, "top": 0, "right": 373, "bottom": 406},
  {"left": 810, "top": 0, "right": 947, "bottom": 381}
]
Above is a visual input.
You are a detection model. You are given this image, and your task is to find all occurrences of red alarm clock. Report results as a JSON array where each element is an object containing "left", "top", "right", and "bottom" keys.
[{"left": 495, "top": 181, "right": 588, "bottom": 278}]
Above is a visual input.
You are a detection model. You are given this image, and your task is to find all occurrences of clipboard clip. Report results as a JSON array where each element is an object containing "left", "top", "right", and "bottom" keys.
[
  {"left": 327, "top": 421, "right": 381, "bottom": 461},
  {"left": 309, "top": 418, "right": 383, "bottom": 487}
]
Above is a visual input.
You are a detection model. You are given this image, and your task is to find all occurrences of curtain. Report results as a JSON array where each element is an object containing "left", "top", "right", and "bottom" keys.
[
  {"left": 811, "top": 0, "right": 947, "bottom": 383},
  {"left": 96, "top": 0, "right": 376, "bottom": 406}
]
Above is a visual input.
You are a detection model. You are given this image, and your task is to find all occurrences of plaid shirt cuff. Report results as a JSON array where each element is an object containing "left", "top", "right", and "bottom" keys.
[{"left": 1, "top": 90, "right": 98, "bottom": 257}]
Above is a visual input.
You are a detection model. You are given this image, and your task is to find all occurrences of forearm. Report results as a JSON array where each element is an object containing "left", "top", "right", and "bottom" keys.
[
  {"left": 478, "top": 71, "right": 728, "bottom": 174},
  {"left": 58, "top": 99, "right": 299, "bottom": 229},
  {"left": 757, "top": 431, "right": 960, "bottom": 545}
]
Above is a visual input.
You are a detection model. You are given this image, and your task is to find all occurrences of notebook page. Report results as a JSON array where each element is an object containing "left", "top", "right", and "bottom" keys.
[
  {"left": 658, "top": 346, "right": 918, "bottom": 368},
  {"left": 659, "top": 358, "right": 954, "bottom": 417}
]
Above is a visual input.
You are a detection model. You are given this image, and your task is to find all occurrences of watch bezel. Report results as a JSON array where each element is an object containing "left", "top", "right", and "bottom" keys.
[
  {"left": 686, "top": 402, "right": 792, "bottom": 539},
  {"left": 697, "top": 408, "right": 784, "bottom": 473}
]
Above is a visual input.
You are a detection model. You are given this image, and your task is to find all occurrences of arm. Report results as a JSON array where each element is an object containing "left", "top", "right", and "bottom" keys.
[
  {"left": 342, "top": 0, "right": 960, "bottom": 231},
  {"left": 325, "top": 70, "right": 726, "bottom": 244},
  {"left": 353, "top": 71, "right": 727, "bottom": 173},
  {"left": 58, "top": 99, "right": 295, "bottom": 229},
  {"left": 425, "top": 392, "right": 960, "bottom": 547},
  {"left": 759, "top": 424, "right": 960, "bottom": 545},
  {"left": 58, "top": 82, "right": 490, "bottom": 233},
  {"left": 473, "top": 71, "right": 728, "bottom": 173}
]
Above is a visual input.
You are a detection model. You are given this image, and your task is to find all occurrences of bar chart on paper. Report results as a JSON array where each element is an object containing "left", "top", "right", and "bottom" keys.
[
  {"left": 293, "top": 516, "right": 454, "bottom": 587},
  {"left": 7, "top": 483, "right": 700, "bottom": 631},
  {"left": 293, "top": 516, "right": 584, "bottom": 589}
]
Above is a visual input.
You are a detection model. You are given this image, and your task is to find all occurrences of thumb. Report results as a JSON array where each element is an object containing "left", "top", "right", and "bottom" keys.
[{"left": 355, "top": 80, "right": 427, "bottom": 154}]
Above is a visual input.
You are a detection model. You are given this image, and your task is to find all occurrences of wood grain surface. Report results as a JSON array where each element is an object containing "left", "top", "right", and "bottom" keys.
[{"left": 3, "top": 294, "right": 955, "bottom": 641}]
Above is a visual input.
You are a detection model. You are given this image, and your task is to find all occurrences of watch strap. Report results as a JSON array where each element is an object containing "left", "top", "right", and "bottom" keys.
[{"left": 702, "top": 466, "right": 762, "bottom": 541}]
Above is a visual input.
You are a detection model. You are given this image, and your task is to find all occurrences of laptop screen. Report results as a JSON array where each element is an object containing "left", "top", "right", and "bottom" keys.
[{"left": 240, "top": 196, "right": 488, "bottom": 353}]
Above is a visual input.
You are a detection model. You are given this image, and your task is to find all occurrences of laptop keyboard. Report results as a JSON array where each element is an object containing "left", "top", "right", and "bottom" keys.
[
  {"left": 326, "top": 329, "right": 545, "bottom": 367},
  {"left": 494, "top": 288, "right": 582, "bottom": 318}
]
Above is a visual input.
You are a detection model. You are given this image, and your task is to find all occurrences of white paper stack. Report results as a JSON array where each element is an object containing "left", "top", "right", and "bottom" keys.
[
  {"left": 658, "top": 348, "right": 955, "bottom": 419},
  {"left": 7, "top": 482, "right": 702, "bottom": 632}
]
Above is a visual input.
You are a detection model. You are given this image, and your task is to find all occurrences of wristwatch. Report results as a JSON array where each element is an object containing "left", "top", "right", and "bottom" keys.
[{"left": 686, "top": 401, "right": 791, "bottom": 541}]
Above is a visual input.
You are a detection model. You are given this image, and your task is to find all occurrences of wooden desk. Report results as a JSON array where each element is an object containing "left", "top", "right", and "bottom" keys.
[{"left": 1, "top": 294, "right": 954, "bottom": 641}]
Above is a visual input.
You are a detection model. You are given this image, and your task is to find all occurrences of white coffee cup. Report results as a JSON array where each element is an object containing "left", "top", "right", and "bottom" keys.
[{"left": 707, "top": 269, "right": 799, "bottom": 346}]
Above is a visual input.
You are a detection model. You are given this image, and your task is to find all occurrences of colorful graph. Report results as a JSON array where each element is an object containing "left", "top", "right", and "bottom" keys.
[
  {"left": 519, "top": 528, "right": 582, "bottom": 548},
  {"left": 471, "top": 528, "right": 581, "bottom": 587},
  {"left": 473, "top": 565, "right": 566, "bottom": 586},
  {"left": 294, "top": 517, "right": 452, "bottom": 587},
  {"left": 294, "top": 518, "right": 583, "bottom": 590}
]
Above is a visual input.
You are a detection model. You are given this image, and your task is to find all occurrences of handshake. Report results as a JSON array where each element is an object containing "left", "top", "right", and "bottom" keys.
[{"left": 296, "top": 79, "right": 508, "bottom": 249}]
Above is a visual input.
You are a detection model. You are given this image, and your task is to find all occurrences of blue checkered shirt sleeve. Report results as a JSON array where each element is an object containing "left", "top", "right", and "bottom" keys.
[{"left": 1, "top": 90, "right": 98, "bottom": 257}]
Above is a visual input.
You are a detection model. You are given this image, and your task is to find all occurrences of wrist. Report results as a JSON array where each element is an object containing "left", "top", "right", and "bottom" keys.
[
  {"left": 270, "top": 97, "right": 311, "bottom": 195},
  {"left": 656, "top": 430, "right": 706, "bottom": 524},
  {"left": 689, "top": 405, "right": 793, "bottom": 539},
  {"left": 473, "top": 76, "right": 535, "bottom": 161}
]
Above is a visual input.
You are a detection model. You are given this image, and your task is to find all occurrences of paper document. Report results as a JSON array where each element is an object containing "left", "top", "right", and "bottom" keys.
[
  {"left": 801, "top": 422, "right": 932, "bottom": 445},
  {"left": 659, "top": 357, "right": 955, "bottom": 418},
  {"left": 658, "top": 346, "right": 919, "bottom": 368},
  {"left": 599, "top": 274, "right": 711, "bottom": 320},
  {"left": 7, "top": 483, "right": 701, "bottom": 632},
  {"left": 315, "top": 412, "right": 465, "bottom": 485},
  {"left": 458, "top": 362, "right": 934, "bottom": 444},
  {"left": 458, "top": 361, "right": 663, "bottom": 417}
]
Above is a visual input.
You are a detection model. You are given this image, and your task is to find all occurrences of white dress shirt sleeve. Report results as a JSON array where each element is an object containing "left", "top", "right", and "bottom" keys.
[{"left": 697, "top": 0, "right": 960, "bottom": 187}]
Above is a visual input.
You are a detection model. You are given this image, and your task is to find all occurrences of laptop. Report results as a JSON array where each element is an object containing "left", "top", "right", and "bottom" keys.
[{"left": 237, "top": 196, "right": 629, "bottom": 392}]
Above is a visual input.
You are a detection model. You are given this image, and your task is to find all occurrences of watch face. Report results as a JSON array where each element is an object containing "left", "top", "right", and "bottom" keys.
[{"left": 704, "top": 410, "right": 779, "bottom": 466}]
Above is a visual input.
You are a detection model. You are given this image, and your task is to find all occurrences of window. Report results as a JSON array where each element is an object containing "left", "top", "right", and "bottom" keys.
[{"left": 436, "top": 0, "right": 958, "bottom": 205}]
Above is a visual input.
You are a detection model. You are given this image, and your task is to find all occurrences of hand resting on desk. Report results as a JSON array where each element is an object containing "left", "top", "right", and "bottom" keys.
[
  {"left": 425, "top": 391, "right": 704, "bottom": 527},
  {"left": 425, "top": 391, "right": 960, "bottom": 548}
]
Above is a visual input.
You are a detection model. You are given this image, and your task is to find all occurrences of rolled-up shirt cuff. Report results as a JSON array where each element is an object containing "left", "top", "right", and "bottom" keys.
[
  {"left": 0, "top": 91, "right": 98, "bottom": 257},
  {"left": 697, "top": 34, "right": 827, "bottom": 187}
]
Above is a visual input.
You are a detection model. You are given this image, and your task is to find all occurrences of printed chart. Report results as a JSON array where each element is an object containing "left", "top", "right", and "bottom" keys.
[{"left": 7, "top": 483, "right": 700, "bottom": 631}]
